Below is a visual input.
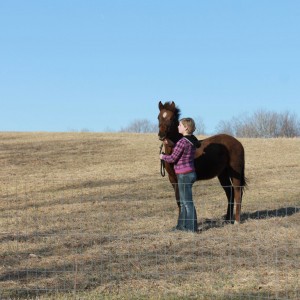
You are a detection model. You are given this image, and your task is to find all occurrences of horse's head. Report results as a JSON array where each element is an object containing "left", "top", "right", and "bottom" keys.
[{"left": 157, "top": 101, "right": 180, "bottom": 141}]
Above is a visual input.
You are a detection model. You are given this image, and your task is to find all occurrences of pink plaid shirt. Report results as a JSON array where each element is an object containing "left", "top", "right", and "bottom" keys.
[{"left": 161, "top": 137, "right": 196, "bottom": 174}]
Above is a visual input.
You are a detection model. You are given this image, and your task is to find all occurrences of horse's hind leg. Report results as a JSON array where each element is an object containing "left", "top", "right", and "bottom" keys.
[
  {"left": 218, "top": 171, "right": 234, "bottom": 223},
  {"left": 231, "top": 177, "right": 243, "bottom": 224}
]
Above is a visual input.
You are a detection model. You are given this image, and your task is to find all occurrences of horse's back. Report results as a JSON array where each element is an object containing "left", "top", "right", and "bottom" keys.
[
  {"left": 194, "top": 134, "right": 245, "bottom": 180},
  {"left": 195, "top": 134, "right": 244, "bottom": 158}
]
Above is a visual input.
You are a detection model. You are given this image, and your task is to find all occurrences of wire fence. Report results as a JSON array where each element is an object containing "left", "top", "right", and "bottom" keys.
[{"left": 0, "top": 178, "right": 299, "bottom": 299}]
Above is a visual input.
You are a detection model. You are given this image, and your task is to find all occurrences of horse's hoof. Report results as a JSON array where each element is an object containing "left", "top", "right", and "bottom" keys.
[
  {"left": 234, "top": 221, "right": 240, "bottom": 225},
  {"left": 224, "top": 219, "right": 234, "bottom": 224}
]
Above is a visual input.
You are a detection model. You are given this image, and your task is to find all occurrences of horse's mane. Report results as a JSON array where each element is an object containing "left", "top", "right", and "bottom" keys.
[{"left": 164, "top": 102, "right": 181, "bottom": 121}]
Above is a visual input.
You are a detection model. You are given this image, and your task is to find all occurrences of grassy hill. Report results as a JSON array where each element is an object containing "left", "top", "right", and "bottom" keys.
[{"left": 0, "top": 132, "right": 299, "bottom": 299}]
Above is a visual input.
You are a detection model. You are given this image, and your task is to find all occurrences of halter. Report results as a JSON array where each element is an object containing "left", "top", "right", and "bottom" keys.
[{"left": 159, "top": 143, "right": 166, "bottom": 177}]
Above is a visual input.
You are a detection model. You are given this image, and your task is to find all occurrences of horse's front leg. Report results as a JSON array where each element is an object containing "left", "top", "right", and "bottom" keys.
[
  {"left": 165, "top": 165, "right": 179, "bottom": 208},
  {"left": 169, "top": 176, "right": 180, "bottom": 210}
]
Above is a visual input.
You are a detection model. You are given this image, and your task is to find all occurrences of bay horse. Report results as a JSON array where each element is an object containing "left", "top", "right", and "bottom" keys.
[{"left": 158, "top": 101, "right": 247, "bottom": 224}]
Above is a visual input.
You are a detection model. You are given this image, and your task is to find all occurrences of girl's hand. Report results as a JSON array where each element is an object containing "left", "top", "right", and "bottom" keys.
[{"left": 160, "top": 154, "right": 164, "bottom": 160}]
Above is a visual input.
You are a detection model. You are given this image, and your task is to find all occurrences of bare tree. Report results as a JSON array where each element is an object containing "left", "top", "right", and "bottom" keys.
[
  {"left": 216, "top": 110, "right": 300, "bottom": 138},
  {"left": 120, "top": 119, "right": 157, "bottom": 133},
  {"left": 215, "top": 120, "right": 235, "bottom": 136},
  {"left": 278, "top": 111, "right": 300, "bottom": 137},
  {"left": 194, "top": 116, "right": 206, "bottom": 135}
]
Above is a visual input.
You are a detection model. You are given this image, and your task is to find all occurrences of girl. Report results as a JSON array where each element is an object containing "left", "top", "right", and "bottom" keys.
[{"left": 160, "top": 118, "right": 199, "bottom": 232}]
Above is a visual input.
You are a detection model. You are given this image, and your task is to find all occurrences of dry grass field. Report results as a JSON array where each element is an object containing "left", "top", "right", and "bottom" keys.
[{"left": 0, "top": 132, "right": 299, "bottom": 299}]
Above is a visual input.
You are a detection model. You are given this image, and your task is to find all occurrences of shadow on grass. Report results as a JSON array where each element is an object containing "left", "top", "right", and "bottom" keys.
[
  {"left": 197, "top": 206, "right": 300, "bottom": 232},
  {"left": 240, "top": 206, "right": 300, "bottom": 221}
]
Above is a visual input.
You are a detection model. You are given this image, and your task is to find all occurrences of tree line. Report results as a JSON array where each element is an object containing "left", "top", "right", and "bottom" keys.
[{"left": 120, "top": 110, "right": 300, "bottom": 138}]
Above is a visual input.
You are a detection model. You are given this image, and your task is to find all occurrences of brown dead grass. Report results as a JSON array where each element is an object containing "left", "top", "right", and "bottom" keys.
[{"left": 0, "top": 132, "right": 299, "bottom": 299}]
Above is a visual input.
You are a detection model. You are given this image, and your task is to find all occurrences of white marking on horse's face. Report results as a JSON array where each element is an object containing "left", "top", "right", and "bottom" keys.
[{"left": 163, "top": 112, "right": 167, "bottom": 118}]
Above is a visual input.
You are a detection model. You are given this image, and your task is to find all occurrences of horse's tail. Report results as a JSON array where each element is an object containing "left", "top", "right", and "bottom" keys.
[{"left": 240, "top": 164, "right": 248, "bottom": 192}]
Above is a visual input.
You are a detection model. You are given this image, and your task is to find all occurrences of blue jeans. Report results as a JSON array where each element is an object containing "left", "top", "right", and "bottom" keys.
[{"left": 176, "top": 172, "right": 198, "bottom": 232}]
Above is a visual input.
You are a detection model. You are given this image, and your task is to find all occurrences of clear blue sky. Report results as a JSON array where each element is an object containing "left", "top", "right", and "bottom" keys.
[{"left": 1, "top": 0, "right": 299, "bottom": 134}]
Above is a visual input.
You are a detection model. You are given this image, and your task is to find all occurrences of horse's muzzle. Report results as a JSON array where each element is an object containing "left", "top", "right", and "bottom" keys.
[{"left": 158, "top": 132, "right": 166, "bottom": 141}]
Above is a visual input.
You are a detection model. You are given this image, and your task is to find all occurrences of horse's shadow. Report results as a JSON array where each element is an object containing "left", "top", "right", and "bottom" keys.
[{"left": 197, "top": 206, "right": 300, "bottom": 232}]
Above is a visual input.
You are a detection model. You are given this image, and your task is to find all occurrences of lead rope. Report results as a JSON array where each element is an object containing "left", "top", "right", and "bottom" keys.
[{"left": 159, "top": 143, "right": 166, "bottom": 177}]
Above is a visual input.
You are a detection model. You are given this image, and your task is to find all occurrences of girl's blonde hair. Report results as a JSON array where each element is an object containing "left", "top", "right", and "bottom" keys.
[{"left": 180, "top": 118, "right": 196, "bottom": 134}]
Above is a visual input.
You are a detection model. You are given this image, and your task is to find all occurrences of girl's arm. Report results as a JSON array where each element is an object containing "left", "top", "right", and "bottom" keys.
[{"left": 160, "top": 140, "right": 184, "bottom": 163}]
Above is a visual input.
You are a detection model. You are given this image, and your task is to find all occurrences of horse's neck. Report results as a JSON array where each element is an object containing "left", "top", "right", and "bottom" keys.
[
  {"left": 164, "top": 144, "right": 173, "bottom": 155},
  {"left": 164, "top": 133, "right": 182, "bottom": 154},
  {"left": 172, "top": 132, "right": 182, "bottom": 143}
]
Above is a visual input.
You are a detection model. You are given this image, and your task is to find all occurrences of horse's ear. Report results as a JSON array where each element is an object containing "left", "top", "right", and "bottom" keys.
[
  {"left": 170, "top": 101, "right": 176, "bottom": 110},
  {"left": 158, "top": 101, "right": 164, "bottom": 110}
]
